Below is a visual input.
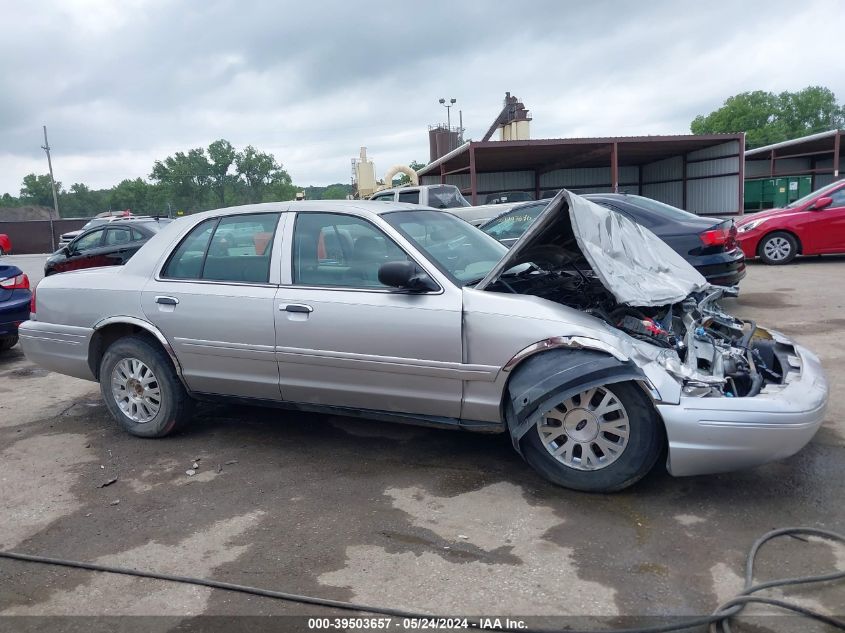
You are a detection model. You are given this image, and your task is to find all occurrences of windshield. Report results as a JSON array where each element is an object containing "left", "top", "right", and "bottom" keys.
[
  {"left": 427, "top": 186, "right": 471, "bottom": 209},
  {"left": 482, "top": 202, "right": 547, "bottom": 240},
  {"left": 787, "top": 179, "right": 844, "bottom": 208},
  {"left": 383, "top": 210, "right": 508, "bottom": 284},
  {"left": 619, "top": 195, "right": 701, "bottom": 221}
]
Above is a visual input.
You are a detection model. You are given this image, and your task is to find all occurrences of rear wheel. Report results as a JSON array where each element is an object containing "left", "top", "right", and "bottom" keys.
[
  {"left": 99, "top": 336, "right": 194, "bottom": 437},
  {"left": 758, "top": 231, "right": 797, "bottom": 265},
  {"left": 0, "top": 335, "right": 18, "bottom": 351},
  {"left": 518, "top": 382, "right": 663, "bottom": 492}
]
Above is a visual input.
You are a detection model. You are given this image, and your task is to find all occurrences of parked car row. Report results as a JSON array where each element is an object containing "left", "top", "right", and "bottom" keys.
[{"left": 19, "top": 192, "right": 828, "bottom": 492}]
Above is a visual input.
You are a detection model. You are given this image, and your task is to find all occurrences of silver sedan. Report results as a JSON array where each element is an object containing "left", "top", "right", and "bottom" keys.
[{"left": 19, "top": 191, "right": 828, "bottom": 492}]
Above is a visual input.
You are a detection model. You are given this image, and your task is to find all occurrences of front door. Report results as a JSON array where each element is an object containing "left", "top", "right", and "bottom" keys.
[
  {"left": 806, "top": 186, "right": 845, "bottom": 253},
  {"left": 59, "top": 228, "right": 110, "bottom": 273},
  {"left": 140, "top": 212, "right": 284, "bottom": 400},
  {"left": 274, "top": 211, "right": 464, "bottom": 418}
]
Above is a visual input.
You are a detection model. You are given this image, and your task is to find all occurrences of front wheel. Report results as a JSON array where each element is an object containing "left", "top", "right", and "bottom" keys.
[
  {"left": 99, "top": 335, "right": 194, "bottom": 437},
  {"left": 0, "top": 335, "right": 18, "bottom": 351},
  {"left": 517, "top": 382, "right": 664, "bottom": 492},
  {"left": 758, "top": 231, "right": 798, "bottom": 265}
]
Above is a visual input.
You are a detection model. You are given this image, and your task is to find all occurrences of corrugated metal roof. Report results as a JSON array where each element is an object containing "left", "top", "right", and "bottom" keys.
[{"left": 745, "top": 129, "right": 841, "bottom": 156}]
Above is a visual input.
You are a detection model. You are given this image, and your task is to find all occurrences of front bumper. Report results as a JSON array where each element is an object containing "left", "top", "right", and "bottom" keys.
[{"left": 658, "top": 342, "right": 828, "bottom": 477}]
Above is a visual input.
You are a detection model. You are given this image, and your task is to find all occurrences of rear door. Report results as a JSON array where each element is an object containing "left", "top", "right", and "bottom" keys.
[
  {"left": 140, "top": 212, "right": 285, "bottom": 400},
  {"left": 274, "top": 211, "right": 464, "bottom": 417},
  {"left": 103, "top": 226, "right": 143, "bottom": 266}
]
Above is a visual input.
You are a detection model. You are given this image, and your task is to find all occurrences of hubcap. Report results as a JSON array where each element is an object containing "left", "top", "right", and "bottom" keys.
[
  {"left": 111, "top": 358, "right": 161, "bottom": 423},
  {"left": 536, "top": 386, "right": 630, "bottom": 471},
  {"left": 763, "top": 236, "right": 792, "bottom": 261}
]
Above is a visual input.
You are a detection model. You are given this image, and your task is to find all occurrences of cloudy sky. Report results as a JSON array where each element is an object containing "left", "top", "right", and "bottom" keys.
[{"left": 1, "top": 0, "right": 843, "bottom": 195}]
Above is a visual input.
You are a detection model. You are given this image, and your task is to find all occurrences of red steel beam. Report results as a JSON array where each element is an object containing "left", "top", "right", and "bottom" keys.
[
  {"left": 469, "top": 144, "right": 478, "bottom": 205},
  {"left": 610, "top": 142, "right": 619, "bottom": 193}
]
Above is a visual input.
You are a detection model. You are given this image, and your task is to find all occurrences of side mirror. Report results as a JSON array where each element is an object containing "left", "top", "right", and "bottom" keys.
[
  {"left": 60, "top": 246, "right": 71, "bottom": 256},
  {"left": 811, "top": 196, "right": 833, "bottom": 210},
  {"left": 378, "top": 261, "right": 438, "bottom": 292}
]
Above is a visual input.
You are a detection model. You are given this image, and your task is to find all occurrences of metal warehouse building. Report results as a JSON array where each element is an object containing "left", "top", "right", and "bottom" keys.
[
  {"left": 417, "top": 134, "right": 746, "bottom": 215},
  {"left": 743, "top": 129, "right": 843, "bottom": 211}
]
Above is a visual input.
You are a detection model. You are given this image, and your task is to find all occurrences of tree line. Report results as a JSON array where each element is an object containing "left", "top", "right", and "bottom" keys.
[
  {"left": 691, "top": 86, "right": 845, "bottom": 149},
  {"left": 0, "top": 139, "right": 353, "bottom": 218}
]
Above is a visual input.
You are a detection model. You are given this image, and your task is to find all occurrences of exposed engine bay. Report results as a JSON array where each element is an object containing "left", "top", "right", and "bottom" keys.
[{"left": 486, "top": 250, "right": 787, "bottom": 399}]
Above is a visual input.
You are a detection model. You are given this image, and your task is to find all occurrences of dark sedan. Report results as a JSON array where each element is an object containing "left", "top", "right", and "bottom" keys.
[
  {"left": 481, "top": 193, "right": 746, "bottom": 286},
  {"left": 45, "top": 218, "right": 171, "bottom": 276},
  {"left": 0, "top": 264, "right": 31, "bottom": 352}
]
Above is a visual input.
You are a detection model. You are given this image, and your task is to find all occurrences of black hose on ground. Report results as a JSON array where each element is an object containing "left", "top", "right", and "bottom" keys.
[{"left": 0, "top": 527, "right": 843, "bottom": 633}]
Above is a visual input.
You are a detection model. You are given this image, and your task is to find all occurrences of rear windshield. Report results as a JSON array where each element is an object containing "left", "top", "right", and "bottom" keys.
[
  {"left": 614, "top": 195, "right": 700, "bottom": 221},
  {"left": 427, "top": 186, "right": 471, "bottom": 209}
]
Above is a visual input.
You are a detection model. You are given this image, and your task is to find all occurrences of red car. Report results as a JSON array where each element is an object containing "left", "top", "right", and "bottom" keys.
[
  {"left": 736, "top": 179, "right": 845, "bottom": 264},
  {"left": 0, "top": 234, "right": 10, "bottom": 256}
]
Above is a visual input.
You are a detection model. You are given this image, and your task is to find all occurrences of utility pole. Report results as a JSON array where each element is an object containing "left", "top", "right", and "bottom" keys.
[{"left": 41, "top": 126, "right": 59, "bottom": 250}]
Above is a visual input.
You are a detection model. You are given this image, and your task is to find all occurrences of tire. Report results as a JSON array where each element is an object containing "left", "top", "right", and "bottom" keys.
[
  {"left": 0, "top": 247, "right": 5, "bottom": 256},
  {"left": 516, "top": 382, "right": 664, "bottom": 492},
  {"left": 99, "top": 335, "right": 194, "bottom": 437},
  {"left": 0, "top": 335, "right": 18, "bottom": 351},
  {"left": 758, "top": 231, "right": 798, "bottom": 265}
]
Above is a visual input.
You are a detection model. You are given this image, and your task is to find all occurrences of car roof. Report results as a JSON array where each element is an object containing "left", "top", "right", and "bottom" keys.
[{"left": 185, "top": 199, "right": 433, "bottom": 221}]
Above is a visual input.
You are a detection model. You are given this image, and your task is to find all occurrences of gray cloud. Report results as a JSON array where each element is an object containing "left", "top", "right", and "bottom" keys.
[{"left": 1, "top": 0, "right": 843, "bottom": 193}]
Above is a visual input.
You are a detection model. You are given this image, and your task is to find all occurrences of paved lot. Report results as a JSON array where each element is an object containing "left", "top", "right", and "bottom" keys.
[{"left": 0, "top": 254, "right": 843, "bottom": 629}]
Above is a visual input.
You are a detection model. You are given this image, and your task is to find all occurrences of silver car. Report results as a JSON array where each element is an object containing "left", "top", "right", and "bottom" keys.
[{"left": 19, "top": 191, "right": 828, "bottom": 492}]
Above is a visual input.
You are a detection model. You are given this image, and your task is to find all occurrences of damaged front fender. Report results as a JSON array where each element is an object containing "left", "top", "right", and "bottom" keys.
[{"left": 504, "top": 348, "right": 648, "bottom": 452}]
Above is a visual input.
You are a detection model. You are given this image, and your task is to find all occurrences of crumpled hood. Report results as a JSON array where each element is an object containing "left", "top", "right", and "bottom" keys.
[{"left": 475, "top": 189, "right": 709, "bottom": 307}]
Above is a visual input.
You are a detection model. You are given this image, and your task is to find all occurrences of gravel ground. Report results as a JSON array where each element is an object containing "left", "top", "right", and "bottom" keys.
[{"left": 0, "top": 254, "right": 843, "bottom": 632}]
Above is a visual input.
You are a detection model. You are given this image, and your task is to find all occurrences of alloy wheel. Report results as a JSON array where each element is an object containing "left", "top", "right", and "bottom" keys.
[
  {"left": 536, "top": 385, "right": 630, "bottom": 471},
  {"left": 111, "top": 357, "right": 161, "bottom": 423}
]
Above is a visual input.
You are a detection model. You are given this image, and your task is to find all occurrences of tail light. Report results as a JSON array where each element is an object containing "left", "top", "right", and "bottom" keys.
[
  {"left": 30, "top": 286, "right": 37, "bottom": 314},
  {"left": 0, "top": 273, "right": 29, "bottom": 290},
  {"left": 699, "top": 222, "right": 736, "bottom": 250}
]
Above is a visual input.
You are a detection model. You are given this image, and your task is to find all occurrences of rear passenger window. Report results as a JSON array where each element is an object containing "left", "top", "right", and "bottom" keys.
[
  {"left": 162, "top": 219, "right": 217, "bottom": 280},
  {"left": 202, "top": 214, "right": 279, "bottom": 283},
  {"left": 161, "top": 213, "right": 279, "bottom": 283},
  {"left": 398, "top": 190, "right": 420, "bottom": 204},
  {"left": 293, "top": 213, "right": 409, "bottom": 288}
]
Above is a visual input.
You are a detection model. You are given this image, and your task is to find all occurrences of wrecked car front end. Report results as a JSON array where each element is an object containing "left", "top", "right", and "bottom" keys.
[{"left": 476, "top": 190, "right": 828, "bottom": 477}]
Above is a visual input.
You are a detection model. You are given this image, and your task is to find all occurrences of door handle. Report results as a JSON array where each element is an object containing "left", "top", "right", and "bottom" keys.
[
  {"left": 281, "top": 304, "right": 313, "bottom": 313},
  {"left": 155, "top": 296, "right": 179, "bottom": 306}
]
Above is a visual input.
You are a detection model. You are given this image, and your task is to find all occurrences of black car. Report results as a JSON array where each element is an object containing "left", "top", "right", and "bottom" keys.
[
  {"left": 480, "top": 194, "right": 746, "bottom": 286},
  {"left": 45, "top": 219, "right": 171, "bottom": 276}
]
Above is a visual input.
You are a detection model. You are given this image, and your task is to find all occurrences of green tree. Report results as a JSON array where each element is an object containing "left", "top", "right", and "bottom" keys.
[
  {"left": 0, "top": 193, "right": 21, "bottom": 207},
  {"left": 691, "top": 86, "right": 845, "bottom": 148},
  {"left": 20, "top": 173, "right": 60, "bottom": 208},
  {"left": 150, "top": 148, "right": 212, "bottom": 212},
  {"left": 59, "top": 183, "right": 104, "bottom": 218},
  {"left": 321, "top": 184, "right": 351, "bottom": 200},
  {"left": 235, "top": 146, "right": 292, "bottom": 203},
  {"left": 392, "top": 160, "right": 426, "bottom": 186},
  {"left": 207, "top": 139, "right": 236, "bottom": 206},
  {"left": 110, "top": 178, "right": 155, "bottom": 214}
]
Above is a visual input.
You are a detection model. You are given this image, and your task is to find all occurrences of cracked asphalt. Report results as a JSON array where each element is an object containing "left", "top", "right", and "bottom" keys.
[{"left": 0, "top": 254, "right": 843, "bottom": 631}]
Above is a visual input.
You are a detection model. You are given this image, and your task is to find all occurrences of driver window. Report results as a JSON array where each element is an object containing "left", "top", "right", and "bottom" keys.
[
  {"left": 73, "top": 229, "right": 105, "bottom": 252},
  {"left": 827, "top": 188, "right": 845, "bottom": 208},
  {"left": 293, "top": 213, "right": 410, "bottom": 288}
]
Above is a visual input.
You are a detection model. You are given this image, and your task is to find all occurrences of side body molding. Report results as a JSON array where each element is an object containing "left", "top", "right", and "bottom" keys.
[
  {"left": 504, "top": 348, "right": 646, "bottom": 451},
  {"left": 92, "top": 316, "right": 188, "bottom": 389}
]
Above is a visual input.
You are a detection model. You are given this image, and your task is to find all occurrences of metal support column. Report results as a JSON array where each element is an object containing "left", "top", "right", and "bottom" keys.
[
  {"left": 610, "top": 142, "right": 619, "bottom": 193},
  {"left": 738, "top": 134, "right": 746, "bottom": 214},
  {"left": 534, "top": 170, "right": 540, "bottom": 200},
  {"left": 469, "top": 144, "right": 478, "bottom": 205},
  {"left": 440, "top": 161, "right": 446, "bottom": 185},
  {"left": 834, "top": 131, "right": 841, "bottom": 179}
]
